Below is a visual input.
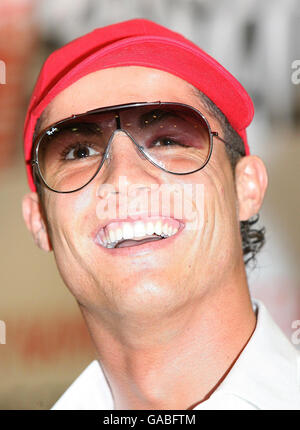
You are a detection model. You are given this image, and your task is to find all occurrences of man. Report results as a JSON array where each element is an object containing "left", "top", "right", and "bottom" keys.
[{"left": 22, "top": 19, "right": 299, "bottom": 410}]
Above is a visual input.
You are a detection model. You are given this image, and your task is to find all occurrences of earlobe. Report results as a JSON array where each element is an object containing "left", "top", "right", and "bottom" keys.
[
  {"left": 22, "top": 192, "right": 52, "bottom": 252},
  {"left": 235, "top": 155, "right": 268, "bottom": 221}
]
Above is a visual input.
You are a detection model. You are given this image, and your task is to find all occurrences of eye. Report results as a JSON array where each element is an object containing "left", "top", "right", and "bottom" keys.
[
  {"left": 151, "top": 138, "right": 185, "bottom": 147},
  {"left": 64, "top": 144, "right": 100, "bottom": 160},
  {"left": 153, "top": 138, "right": 175, "bottom": 146}
]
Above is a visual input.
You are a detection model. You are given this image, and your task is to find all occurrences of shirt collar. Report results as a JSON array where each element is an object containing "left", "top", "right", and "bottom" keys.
[{"left": 194, "top": 299, "right": 300, "bottom": 409}]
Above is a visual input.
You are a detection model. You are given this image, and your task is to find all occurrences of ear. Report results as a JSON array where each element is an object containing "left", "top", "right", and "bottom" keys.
[
  {"left": 22, "top": 192, "right": 52, "bottom": 252},
  {"left": 235, "top": 155, "right": 268, "bottom": 221}
]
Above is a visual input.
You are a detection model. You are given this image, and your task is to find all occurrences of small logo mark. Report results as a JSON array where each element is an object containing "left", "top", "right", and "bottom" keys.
[
  {"left": 291, "top": 320, "right": 300, "bottom": 345},
  {"left": 0, "top": 320, "right": 6, "bottom": 344},
  {"left": 0, "top": 60, "right": 6, "bottom": 85},
  {"left": 46, "top": 127, "right": 58, "bottom": 136},
  {"left": 291, "top": 60, "right": 300, "bottom": 85}
]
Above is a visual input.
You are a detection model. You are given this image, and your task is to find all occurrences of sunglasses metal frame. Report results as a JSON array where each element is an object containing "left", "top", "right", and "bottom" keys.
[{"left": 30, "top": 101, "right": 227, "bottom": 194}]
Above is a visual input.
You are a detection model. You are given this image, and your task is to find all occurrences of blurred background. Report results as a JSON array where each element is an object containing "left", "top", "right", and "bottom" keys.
[{"left": 0, "top": 0, "right": 299, "bottom": 409}]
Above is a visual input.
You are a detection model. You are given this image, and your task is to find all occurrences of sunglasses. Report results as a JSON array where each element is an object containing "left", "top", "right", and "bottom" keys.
[{"left": 31, "top": 101, "right": 227, "bottom": 193}]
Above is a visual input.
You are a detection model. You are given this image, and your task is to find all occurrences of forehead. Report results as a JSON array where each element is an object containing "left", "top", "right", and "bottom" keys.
[{"left": 42, "top": 66, "right": 210, "bottom": 128}]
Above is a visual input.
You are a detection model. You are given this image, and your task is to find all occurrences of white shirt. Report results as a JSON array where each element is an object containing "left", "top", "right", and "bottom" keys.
[{"left": 52, "top": 300, "right": 300, "bottom": 410}]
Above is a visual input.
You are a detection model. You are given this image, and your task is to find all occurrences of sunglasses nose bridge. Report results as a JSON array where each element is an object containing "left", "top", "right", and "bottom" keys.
[{"left": 104, "top": 128, "right": 147, "bottom": 164}]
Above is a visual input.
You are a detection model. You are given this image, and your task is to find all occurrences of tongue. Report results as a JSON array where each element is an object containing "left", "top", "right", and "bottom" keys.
[{"left": 115, "top": 235, "right": 163, "bottom": 249}]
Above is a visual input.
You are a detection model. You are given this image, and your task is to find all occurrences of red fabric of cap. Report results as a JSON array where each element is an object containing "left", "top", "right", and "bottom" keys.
[{"left": 24, "top": 18, "right": 254, "bottom": 191}]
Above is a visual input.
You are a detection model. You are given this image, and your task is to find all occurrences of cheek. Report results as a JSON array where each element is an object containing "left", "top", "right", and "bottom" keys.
[
  {"left": 193, "top": 161, "right": 239, "bottom": 245},
  {"left": 203, "top": 150, "right": 237, "bottom": 211},
  {"left": 45, "top": 185, "right": 96, "bottom": 251},
  {"left": 43, "top": 187, "right": 102, "bottom": 298}
]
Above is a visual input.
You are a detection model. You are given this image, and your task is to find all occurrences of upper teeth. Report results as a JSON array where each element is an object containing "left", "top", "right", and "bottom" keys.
[{"left": 96, "top": 219, "right": 180, "bottom": 248}]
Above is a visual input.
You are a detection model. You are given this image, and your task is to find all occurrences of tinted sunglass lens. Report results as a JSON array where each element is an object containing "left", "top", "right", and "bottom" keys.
[
  {"left": 126, "top": 104, "right": 211, "bottom": 174},
  {"left": 37, "top": 120, "right": 108, "bottom": 192}
]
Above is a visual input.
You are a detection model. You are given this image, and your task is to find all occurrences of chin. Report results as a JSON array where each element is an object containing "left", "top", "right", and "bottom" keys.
[{"left": 99, "top": 276, "right": 192, "bottom": 319}]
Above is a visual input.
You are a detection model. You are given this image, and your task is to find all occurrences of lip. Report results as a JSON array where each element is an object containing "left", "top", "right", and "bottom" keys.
[{"left": 93, "top": 215, "right": 185, "bottom": 257}]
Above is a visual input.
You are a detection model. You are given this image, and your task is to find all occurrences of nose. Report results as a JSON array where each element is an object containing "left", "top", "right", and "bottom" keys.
[
  {"left": 104, "top": 128, "right": 147, "bottom": 166},
  {"left": 97, "top": 129, "right": 162, "bottom": 192},
  {"left": 101, "top": 129, "right": 159, "bottom": 177},
  {"left": 97, "top": 130, "right": 164, "bottom": 208}
]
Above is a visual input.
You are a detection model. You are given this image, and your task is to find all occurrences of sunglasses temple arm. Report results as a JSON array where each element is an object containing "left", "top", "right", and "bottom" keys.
[
  {"left": 212, "top": 131, "right": 246, "bottom": 157},
  {"left": 212, "top": 131, "right": 226, "bottom": 145}
]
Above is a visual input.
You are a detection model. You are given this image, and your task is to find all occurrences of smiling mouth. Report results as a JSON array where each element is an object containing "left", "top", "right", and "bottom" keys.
[{"left": 95, "top": 217, "right": 182, "bottom": 249}]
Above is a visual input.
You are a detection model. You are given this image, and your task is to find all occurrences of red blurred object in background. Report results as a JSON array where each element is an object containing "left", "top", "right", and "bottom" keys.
[{"left": 0, "top": 0, "right": 36, "bottom": 170}]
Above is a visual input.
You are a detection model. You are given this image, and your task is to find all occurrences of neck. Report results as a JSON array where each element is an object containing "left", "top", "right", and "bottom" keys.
[{"left": 80, "top": 265, "right": 256, "bottom": 410}]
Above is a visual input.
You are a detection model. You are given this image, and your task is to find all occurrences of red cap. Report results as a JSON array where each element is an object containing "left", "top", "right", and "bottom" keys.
[{"left": 24, "top": 18, "right": 254, "bottom": 191}]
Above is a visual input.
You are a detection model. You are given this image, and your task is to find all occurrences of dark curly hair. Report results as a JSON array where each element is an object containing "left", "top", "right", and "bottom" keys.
[
  {"left": 32, "top": 92, "right": 265, "bottom": 267},
  {"left": 198, "top": 90, "right": 265, "bottom": 267}
]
